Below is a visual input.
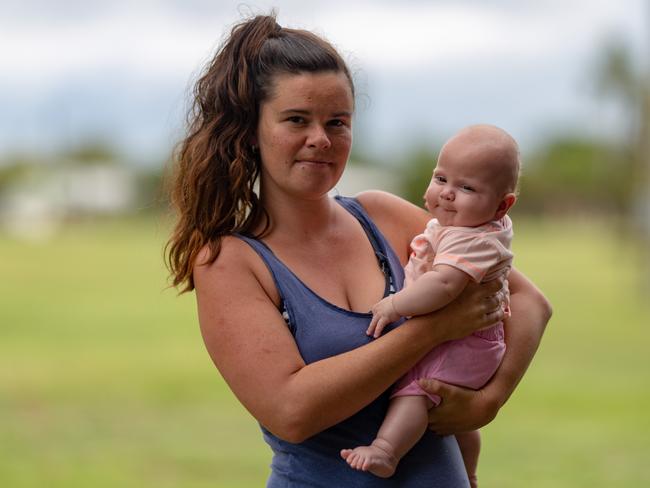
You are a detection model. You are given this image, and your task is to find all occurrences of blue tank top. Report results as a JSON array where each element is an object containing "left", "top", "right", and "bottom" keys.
[{"left": 236, "top": 196, "right": 469, "bottom": 487}]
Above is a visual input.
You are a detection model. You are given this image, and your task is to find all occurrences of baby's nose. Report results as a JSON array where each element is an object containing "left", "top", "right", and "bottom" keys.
[{"left": 440, "top": 189, "right": 454, "bottom": 201}]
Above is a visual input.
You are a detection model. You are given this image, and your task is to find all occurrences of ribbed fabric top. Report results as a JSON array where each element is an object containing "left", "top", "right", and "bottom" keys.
[{"left": 235, "top": 196, "right": 469, "bottom": 487}]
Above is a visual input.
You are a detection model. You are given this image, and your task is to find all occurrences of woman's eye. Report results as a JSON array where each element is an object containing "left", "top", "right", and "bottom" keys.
[
  {"left": 328, "top": 119, "right": 346, "bottom": 128},
  {"left": 287, "top": 116, "right": 305, "bottom": 124}
]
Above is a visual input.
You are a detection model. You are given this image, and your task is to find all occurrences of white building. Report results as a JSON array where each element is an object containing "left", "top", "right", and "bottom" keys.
[{"left": 0, "top": 162, "right": 136, "bottom": 241}]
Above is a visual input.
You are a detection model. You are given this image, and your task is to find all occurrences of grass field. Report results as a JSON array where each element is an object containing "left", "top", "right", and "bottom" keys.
[{"left": 1, "top": 215, "right": 649, "bottom": 487}]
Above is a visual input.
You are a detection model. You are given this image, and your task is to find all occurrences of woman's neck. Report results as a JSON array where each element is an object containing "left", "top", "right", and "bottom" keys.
[{"left": 260, "top": 191, "right": 341, "bottom": 244}]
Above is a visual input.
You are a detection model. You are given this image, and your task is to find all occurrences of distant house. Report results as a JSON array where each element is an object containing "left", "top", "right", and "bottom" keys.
[
  {"left": 56, "top": 164, "right": 136, "bottom": 214},
  {"left": 329, "top": 162, "right": 403, "bottom": 197},
  {"left": 0, "top": 161, "right": 136, "bottom": 240},
  {"left": 0, "top": 159, "right": 402, "bottom": 241}
]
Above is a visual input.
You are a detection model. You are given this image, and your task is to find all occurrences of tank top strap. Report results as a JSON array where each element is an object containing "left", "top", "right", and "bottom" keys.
[
  {"left": 334, "top": 195, "right": 403, "bottom": 295},
  {"left": 233, "top": 196, "right": 405, "bottom": 335},
  {"left": 232, "top": 233, "right": 299, "bottom": 332},
  {"left": 232, "top": 198, "right": 465, "bottom": 486}
]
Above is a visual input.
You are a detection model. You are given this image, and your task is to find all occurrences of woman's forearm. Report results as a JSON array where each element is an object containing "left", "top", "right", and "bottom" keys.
[
  {"left": 278, "top": 278, "right": 506, "bottom": 441},
  {"left": 198, "top": 237, "right": 507, "bottom": 443},
  {"left": 280, "top": 313, "right": 450, "bottom": 441},
  {"left": 484, "top": 269, "right": 552, "bottom": 410}
]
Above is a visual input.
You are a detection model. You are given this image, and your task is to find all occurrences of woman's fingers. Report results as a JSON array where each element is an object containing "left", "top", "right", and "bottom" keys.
[
  {"left": 484, "top": 276, "right": 504, "bottom": 296},
  {"left": 482, "top": 306, "right": 505, "bottom": 329},
  {"left": 485, "top": 293, "right": 501, "bottom": 312},
  {"left": 421, "top": 378, "right": 497, "bottom": 435},
  {"left": 482, "top": 274, "right": 509, "bottom": 317},
  {"left": 419, "top": 378, "right": 449, "bottom": 402}
]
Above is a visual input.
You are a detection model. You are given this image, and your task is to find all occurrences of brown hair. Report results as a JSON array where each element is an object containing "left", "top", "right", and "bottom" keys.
[{"left": 165, "top": 14, "right": 354, "bottom": 292}]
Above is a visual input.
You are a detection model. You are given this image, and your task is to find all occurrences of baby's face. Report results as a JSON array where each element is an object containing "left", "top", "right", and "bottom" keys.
[{"left": 424, "top": 150, "right": 507, "bottom": 227}]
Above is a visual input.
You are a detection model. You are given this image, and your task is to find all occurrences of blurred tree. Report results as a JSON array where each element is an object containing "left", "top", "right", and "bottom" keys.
[
  {"left": 519, "top": 138, "right": 634, "bottom": 215},
  {"left": 63, "top": 141, "right": 121, "bottom": 165},
  {"left": 400, "top": 145, "right": 440, "bottom": 206},
  {"left": 594, "top": 33, "right": 650, "bottom": 288},
  {"left": 594, "top": 38, "right": 649, "bottom": 203},
  {"left": 0, "top": 154, "right": 43, "bottom": 197},
  {"left": 137, "top": 166, "right": 167, "bottom": 213}
]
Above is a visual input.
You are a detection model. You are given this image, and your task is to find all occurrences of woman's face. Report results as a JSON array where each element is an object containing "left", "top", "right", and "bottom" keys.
[{"left": 256, "top": 71, "right": 354, "bottom": 201}]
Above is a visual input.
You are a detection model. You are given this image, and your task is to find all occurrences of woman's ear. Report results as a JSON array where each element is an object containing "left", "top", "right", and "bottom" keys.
[{"left": 494, "top": 193, "right": 517, "bottom": 219}]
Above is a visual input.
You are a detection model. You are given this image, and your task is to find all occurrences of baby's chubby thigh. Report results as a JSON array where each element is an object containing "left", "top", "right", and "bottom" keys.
[
  {"left": 434, "top": 332, "right": 506, "bottom": 389},
  {"left": 392, "top": 330, "right": 506, "bottom": 404},
  {"left": 391, "top": 344, "right": 451, "bottom": 405}
]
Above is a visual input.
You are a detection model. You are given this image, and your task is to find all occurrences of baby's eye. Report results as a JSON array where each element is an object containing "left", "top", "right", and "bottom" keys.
[
  {"left": 461, "top": 185, "right": 475, "bottom": 192},
  {"left": 434, "top": 175, "right": 446, "bottom": 184}
]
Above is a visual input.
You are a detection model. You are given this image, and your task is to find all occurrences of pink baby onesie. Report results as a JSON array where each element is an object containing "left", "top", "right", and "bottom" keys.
[{"left": 391, "top": 215, "right": 514, "bottom": 405}]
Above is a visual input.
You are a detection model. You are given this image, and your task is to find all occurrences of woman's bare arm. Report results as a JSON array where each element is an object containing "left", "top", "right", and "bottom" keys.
[
  {"left": 423, "top": 267, "right": 552, "bottom": 434},
  {"left": 195, "top": 236, "right": 504, "bottom": 443}
]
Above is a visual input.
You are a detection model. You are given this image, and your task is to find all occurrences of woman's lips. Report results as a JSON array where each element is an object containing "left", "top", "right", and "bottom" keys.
[{"left": 295, "top": 159, "right": 332, "bottom": 166}]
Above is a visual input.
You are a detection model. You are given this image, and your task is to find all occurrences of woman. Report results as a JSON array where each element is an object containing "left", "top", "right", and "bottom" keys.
[{"left": 166, "top": 14, "right": 551, "bottom": 487}]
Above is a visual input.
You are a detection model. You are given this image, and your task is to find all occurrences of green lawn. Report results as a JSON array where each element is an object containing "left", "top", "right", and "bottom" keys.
[{"left": 1, "top": 216, "right": 648, "bottom": 487}]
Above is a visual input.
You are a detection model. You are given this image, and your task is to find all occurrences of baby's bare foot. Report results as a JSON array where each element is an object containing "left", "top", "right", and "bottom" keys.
[{"left": 340, "top": 440, "right": 398, "bottom": 478}]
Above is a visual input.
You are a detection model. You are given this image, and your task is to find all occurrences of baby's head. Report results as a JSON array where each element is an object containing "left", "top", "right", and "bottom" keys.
[{"left": 424, "top": 124, "right": 520, "bottom": 227}]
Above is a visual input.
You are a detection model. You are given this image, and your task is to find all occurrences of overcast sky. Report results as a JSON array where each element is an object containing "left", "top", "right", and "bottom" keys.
[{"left": 1, "top": 0, "right": 647, "bottom": 164}]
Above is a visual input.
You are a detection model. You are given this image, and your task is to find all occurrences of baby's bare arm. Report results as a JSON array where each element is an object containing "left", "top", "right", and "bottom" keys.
[
  {"left": 367, "top": 265, "right": 471, "bottom": 338},
  {"left": 393, "top": 265, "right": 470, "bottom": 317}
]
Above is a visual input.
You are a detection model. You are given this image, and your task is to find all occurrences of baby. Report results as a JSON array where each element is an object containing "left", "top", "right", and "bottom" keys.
[{"left": 341, "top": 124, "right": 520, "bottom": 487}]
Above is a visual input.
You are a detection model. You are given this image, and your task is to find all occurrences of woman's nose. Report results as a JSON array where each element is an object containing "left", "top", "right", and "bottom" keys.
[{"left": 307, "top": 125, "right": 331, "bottom": 149}]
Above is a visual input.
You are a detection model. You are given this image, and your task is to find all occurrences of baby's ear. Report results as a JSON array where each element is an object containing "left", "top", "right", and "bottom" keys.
[{"left": 494, "top": 193, "right": 517, "bottom": 220}]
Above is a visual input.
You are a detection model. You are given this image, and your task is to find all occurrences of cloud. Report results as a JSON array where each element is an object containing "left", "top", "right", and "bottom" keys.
[
  {"left": 3, "top": 1, "right": 643, "bottom": 82},
  {"left": 0, "top": 0, "right": 646, "bottom": 158}
]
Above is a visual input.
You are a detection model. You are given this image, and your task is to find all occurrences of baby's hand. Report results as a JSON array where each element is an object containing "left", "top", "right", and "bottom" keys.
[{"left": 367, "top": 295, "right": 401, "bottom": 338}]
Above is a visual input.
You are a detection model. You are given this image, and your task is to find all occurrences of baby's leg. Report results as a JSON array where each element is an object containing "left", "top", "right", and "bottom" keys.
[
  {"left": 456, "top": 430, "right": 481, "bottom": 488},
  {"left": 341, "top": 395, "right": 431, "bottom": 478}
]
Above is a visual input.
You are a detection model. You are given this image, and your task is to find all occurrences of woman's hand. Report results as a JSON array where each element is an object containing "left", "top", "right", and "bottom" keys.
[
  {"left": 431, "top": 275, "right": 508, "bottom": 342},
  {"left": 419, "top": 378, "right": 499, "bottom": 435}
]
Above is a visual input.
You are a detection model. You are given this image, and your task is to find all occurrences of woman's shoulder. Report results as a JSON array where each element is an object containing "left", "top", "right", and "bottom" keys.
[
  {"left": 193, "top": 235, "right": 280, "bottom": 305},
  {"left": 194, "top": 235, "right": 251, "bottom": 271},
  {"left": 355, "top": 190, "right": 431, "bottom": 215},
  {"left": 355, "top": 191, "right": 430, "bottom": 260},
  {"left": 355, "top": 189, "right": 408, "bottom": 212},
  {"left": 355, "top": 190, "right": 427, "bottom": 222}
]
